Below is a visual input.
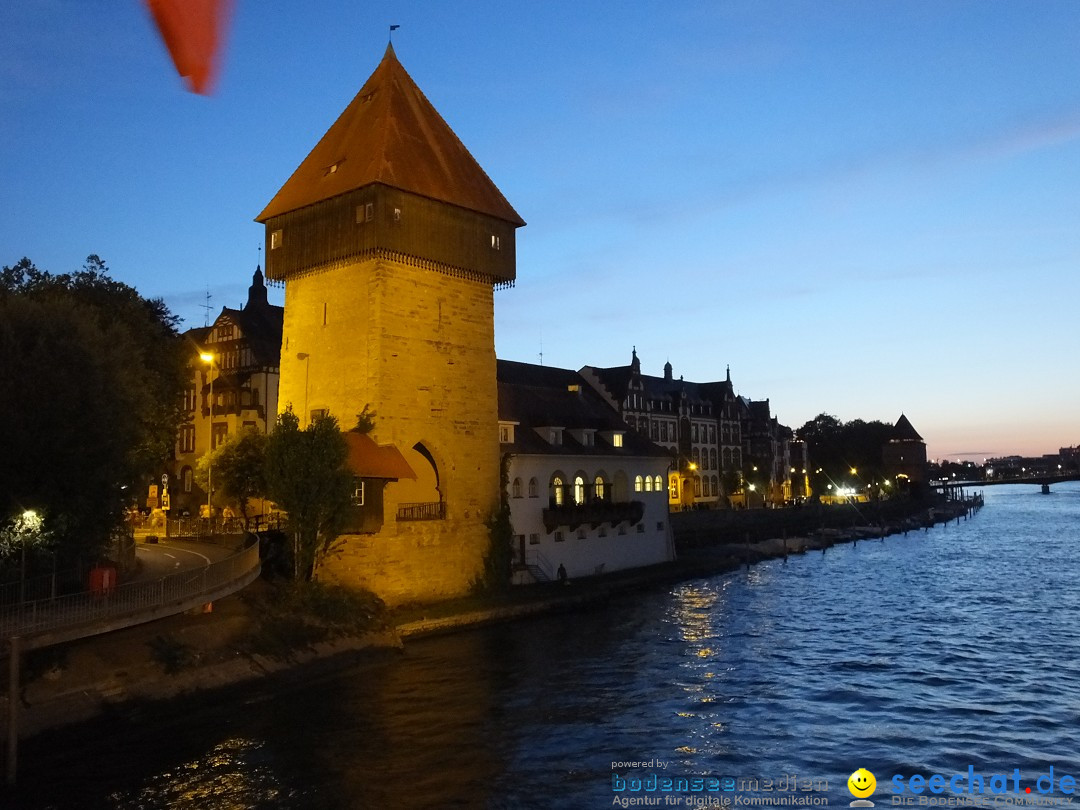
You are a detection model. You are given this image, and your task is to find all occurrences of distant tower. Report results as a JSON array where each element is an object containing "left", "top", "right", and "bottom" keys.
[
  {"left": 256, "top": 45, "right": 525, "bottom": 604},
  {"left": 882, "top": 413, "right": 928, "bottom": 491}
]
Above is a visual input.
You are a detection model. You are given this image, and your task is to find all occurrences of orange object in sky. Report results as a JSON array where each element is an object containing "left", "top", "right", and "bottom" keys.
[{"left": 144, "top": 0, "right": 233, "bottom": 94}]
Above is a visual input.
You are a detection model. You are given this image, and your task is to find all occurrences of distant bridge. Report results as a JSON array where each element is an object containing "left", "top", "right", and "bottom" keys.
[{"left": 942, "top": 473, "right": 1080, "bottom": 488}]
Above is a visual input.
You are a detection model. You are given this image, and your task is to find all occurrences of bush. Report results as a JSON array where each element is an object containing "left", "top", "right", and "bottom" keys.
[{"left": 240, "top": 580, "right": 386, "bottom": 661}]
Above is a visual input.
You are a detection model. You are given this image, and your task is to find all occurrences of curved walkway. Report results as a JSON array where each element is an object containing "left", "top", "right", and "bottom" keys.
[{"left": 0, "top": 537, "right": 261, "bottom": 651}]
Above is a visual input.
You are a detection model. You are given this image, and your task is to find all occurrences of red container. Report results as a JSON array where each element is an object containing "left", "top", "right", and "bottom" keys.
[{"left": 89, "top": 564, "right": 118, "bottom": 596}]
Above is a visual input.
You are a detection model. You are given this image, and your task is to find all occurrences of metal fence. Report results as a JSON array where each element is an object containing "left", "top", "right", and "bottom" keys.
[
  {"left": 0, "top": 537, "right": 260, "bottom": 641},
  {"left": 163, "top": 516, "right": 286, "bottom": 540}
]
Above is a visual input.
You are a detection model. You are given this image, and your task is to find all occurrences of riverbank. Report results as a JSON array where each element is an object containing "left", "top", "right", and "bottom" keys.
[{"left": 4, "top": 496, "right": 980, "bottom": 743}]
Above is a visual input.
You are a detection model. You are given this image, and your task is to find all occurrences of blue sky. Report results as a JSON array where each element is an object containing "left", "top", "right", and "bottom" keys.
[{"left": 2, "top": 1, "right": 1078, "bottom": 460}]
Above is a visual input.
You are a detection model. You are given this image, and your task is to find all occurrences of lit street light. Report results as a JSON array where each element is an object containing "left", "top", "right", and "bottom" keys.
[{"left": 200, "top": 352, "right": 215, "bottom": 520}]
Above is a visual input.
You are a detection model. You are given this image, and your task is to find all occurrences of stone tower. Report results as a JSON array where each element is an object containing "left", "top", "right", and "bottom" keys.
[{"left": 256, "top": 45, "right": 524, "bottom": 604}]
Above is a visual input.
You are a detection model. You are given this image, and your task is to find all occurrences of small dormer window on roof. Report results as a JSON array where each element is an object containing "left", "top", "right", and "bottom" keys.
[{"left": 499, "top": 422, "right": 517, "bottom": 444}]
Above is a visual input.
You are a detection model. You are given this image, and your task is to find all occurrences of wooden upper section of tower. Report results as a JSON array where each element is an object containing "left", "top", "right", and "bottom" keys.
[{"left": 256, "top": 45, "right": 524, "bottom": 284}]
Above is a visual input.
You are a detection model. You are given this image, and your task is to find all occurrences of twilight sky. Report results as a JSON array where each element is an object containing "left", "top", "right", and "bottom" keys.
[{"left": 2, "top": 1, "right": 1078, "bottom": 461}]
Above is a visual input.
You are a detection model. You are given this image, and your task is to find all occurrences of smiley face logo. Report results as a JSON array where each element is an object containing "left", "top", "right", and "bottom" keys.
[{"left": 848, "top": 768, "right": 876, "bottom": 798}]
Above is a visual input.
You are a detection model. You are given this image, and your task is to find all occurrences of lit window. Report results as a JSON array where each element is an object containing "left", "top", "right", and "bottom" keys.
[
  {"left": 594, "top": 476, "right": 606, "bottom": 500},
  {"left": 613, "top": 433, "right": 624, "bottom": 448},
  {"left": 573, "top": 476, "right": 586, "bottom": 505},
  {"left": 634, "top": 475, "right": 644, "bottom": 492},
  {"left": 393, "top": 207, "right": 401, "bottom": 222},
  {"left": 654, "top": 475, "right": 662, "bottom": 491},
  {"left": 270, "top": 230, "right": 282, "bottom": 249},
  {"left": 491, "top": 234, "right": 500, "bottom": 250},
  {"left": 352, "top": 479, "right": 365, "bottom": 506},
  {"left": 553, "top": 476, "right": 564, "bottom": 506},
  {"left": 644, "top": 476, "right": 653, "bottom": 492}
]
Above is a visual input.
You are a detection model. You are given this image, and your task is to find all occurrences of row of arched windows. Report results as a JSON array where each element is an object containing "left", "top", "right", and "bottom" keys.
[
  {"left": 511, "top": 469, "right": 667, "bottom": 506},
  {"left": 634, "top": 474, "right": 665, "bottom": 493}
]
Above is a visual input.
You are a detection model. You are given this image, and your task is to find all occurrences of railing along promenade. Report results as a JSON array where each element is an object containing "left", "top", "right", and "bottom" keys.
[{"left": 0, "top": 535, "right": 261, "bottom": 651}]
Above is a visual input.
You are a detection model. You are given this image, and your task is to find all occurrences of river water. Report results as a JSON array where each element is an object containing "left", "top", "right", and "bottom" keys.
[{"left": 12, "top": 482, "right": 1080, "bottom": 810}]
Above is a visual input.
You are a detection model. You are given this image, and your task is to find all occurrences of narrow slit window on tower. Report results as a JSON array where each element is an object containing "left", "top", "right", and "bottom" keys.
[
  {"left": 322, "top": 302, "right": 327, "bottom": 326},
  {"left": 270, "top": 230, "right": 282, "bottom": 249},
  {"left": 491, "top": 234, "right": 500, "bottom": 250},
  {"left": 393, "top": 207, "right": 401, "bottom": 222}
]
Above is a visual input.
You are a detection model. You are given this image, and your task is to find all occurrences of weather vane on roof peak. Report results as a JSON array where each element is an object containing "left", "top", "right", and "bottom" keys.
[{"left": 389, "top": 24, "right": 400, "bottom": 44}]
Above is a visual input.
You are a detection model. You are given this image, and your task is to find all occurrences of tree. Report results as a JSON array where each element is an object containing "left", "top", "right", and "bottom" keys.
[
  {"left": 2, "top": 256, "right": 187, "bottom": 474},
  {"left": 0, "top": 256, "right": 187, "bottom": 567},
  {"left": 351, "top": 404, "right": 377, "bottom": 434},
  {"left": 264, "top": 410, "right": 352, "bottom": 580},
  {"left": 195, "top": 428, "right": 268, "bottom": 526},
  {"left": 796, "top": 412, "right": 894, "bottom": 498}
]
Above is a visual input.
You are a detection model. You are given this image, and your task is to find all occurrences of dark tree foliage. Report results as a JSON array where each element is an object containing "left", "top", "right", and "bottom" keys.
[
  {"left": 476, "top": 453, "right": 513, "bottom": 594},
  {"left": 0, "top": 256, "right": 187, "bottom": 563},
  {"left": 796, "top": 413, "right": 894, "bottom": 497},
  {"left": 264, "top": 409, "right": 352, "bottom": 580},
  {"left": 197, "top": 428, "right": 268, "bottom": 526}
]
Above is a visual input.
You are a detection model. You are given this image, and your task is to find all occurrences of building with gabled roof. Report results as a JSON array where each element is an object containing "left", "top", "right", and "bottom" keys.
[
  {"left": 171, "top": 267, "right": 283, "bottom": 517},
  {"left": 258, "top": 45, "right": 524, "bottom": 604},
  {"left": 497, "top": 360, "right": 674, "bottom": 583},
  {"left": 580, "top": 350, "right": 743, "bottom": 509}
]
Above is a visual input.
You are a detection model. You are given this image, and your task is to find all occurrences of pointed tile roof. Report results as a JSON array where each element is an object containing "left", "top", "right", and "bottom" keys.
[
  {"left": 257, "top": 45, "right": 524, "bottom": 226},
  {"left": 892, "top": 413, "right": 924, "bottom": 442}
]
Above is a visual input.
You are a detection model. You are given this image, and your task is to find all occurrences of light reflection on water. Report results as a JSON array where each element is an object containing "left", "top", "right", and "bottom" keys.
[{"left": 13, "top": 483, "right": 1080, "bottom": 809}]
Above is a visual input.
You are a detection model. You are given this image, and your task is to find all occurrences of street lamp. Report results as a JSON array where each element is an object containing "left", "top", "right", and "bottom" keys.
[
  {"left": 200, "top": 352, "right": 215, "bottom": 519},
  {"left": 18, "top": 510, "right": 41, "bottom": 603}
]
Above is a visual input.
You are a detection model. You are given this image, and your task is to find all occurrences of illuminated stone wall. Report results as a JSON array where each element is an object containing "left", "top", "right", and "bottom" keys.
[{"left": 278, "top": 256, "right": 499, "bottom": 605}]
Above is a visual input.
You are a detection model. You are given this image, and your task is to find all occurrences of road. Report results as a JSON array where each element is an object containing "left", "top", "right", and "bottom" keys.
[{"left": 132, "top": 538, "right": 240, "bottom": 582}]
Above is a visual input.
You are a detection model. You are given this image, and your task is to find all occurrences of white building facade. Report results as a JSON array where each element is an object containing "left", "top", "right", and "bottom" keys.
[{"left": 498, "top": 360, "right": 675, "bottom": 583}]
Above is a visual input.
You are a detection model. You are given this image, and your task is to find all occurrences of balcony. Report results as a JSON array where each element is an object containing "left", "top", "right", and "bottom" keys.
[{"left": 542, "top": 500, "right": 645, "bottom": 533}]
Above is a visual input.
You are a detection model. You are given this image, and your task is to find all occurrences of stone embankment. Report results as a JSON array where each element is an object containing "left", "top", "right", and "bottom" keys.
[{"left": 671, "top": 495, "right": 983, "bottom": 575}]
